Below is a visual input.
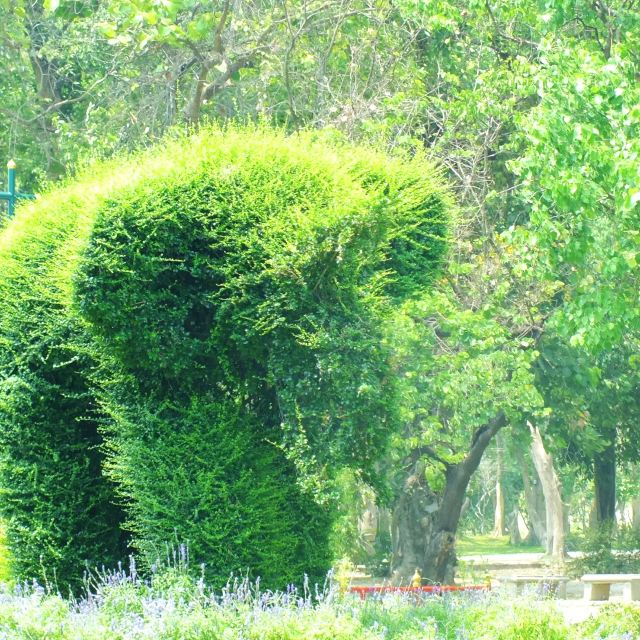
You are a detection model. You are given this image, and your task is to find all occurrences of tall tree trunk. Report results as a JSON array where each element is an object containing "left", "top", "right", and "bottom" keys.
[
  {"left": 493, "top": 433, "right": 506, "bottom": 536},
  {"left": 517, "top": 447, "right": 546, "bottom": 546},
  {"left": 529, "top": 423, "right": 565, "bottom": 559},
  {"left": 508, "top": 507, "right": 522, "bottom": 545},
  {"left": 594, "top": 439, "right": 616, "bottom": 525},
  {"left": 391, "top": 413, "right": 506, "bottom": 584}
]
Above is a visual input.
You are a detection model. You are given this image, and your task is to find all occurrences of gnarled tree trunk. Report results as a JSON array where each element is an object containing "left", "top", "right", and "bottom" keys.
[
  {"left": 391, "top": 413, "right": 506, "bottom": 584},
  {"left": 391, "top": 462, "right": 441, "bottom": 583}
]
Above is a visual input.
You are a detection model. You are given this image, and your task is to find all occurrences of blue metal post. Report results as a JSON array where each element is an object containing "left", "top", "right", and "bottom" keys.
[
  {"left": 1, "top": 160, "right": 35, "bottom": 218},
  {"left": 7, "top": 160, "right": 16, "bottom": 218}
]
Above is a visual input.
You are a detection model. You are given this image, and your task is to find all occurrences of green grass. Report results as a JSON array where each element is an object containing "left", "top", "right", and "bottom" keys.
[
  {"left": 457, "top": 534, "right": 545, "bottom": 556},
  {"left": 0, "top": 521, "right": 12, "bottom": 583}
]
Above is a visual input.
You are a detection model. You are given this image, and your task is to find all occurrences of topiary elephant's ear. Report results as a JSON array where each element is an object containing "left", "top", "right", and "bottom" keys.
[
  {"left": 74, "top": 148, "right": 355, "bottom": 385},
  {"left": 75, "top": 181, "right": 233, "bottom": 385}
]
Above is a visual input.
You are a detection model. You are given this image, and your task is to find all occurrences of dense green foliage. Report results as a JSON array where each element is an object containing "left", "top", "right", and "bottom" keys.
[{"left": 0, "top": 126, "right": 449, "bottom": 588}]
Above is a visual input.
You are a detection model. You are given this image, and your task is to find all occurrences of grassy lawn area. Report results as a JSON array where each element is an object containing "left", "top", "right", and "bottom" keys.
[{"left": 457, "top": 534, "right": 544, "bottom": 556}]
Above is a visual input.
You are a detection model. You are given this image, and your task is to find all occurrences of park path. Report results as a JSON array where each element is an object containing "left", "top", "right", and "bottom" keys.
[{"left": 459, "top": 551, "right": 635, "bottom": 624}]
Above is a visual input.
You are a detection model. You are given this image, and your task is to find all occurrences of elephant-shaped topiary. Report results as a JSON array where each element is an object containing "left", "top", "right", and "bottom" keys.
[{"left": 0, "top": 127, "right": 449, "bottom": 589}]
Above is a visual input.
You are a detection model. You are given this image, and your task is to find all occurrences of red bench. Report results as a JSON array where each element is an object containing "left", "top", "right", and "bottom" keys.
[{"left": 349, "top": 584, "right": 490, "bottom": 600}]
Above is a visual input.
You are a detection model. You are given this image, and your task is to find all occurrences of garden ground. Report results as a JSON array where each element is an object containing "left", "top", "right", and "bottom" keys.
[
  {"left": 0, "top": 574, "right": 638, "bottom": 640},
  {"left": 0, "top": 529, "right": 637, "bottom": 636}
]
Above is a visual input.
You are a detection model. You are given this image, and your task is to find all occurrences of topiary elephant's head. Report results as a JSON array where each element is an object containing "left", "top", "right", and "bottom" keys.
[{"left": 77, "top": 130, "right": 448, "bottom": 471}]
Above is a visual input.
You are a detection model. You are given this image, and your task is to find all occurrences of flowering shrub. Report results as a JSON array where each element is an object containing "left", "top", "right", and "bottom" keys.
[{"left": 577, "top": 604, "right": 640, "bottom": 640}]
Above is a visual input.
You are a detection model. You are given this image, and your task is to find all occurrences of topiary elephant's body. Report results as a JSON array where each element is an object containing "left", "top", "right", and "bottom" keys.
[{"left": 0, "top": 128, "right": 449, "bottom": 589}]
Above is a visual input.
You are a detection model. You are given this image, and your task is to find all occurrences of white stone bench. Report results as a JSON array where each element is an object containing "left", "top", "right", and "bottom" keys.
[
  {"left": 581, "top": 574, "right": 640, "bottom": 601},
  {"left": 501, "top": 575, "right": 569, "bottom": 598}
]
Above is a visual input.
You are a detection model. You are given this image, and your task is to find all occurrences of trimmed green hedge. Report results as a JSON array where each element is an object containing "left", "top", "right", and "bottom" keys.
[
  {"left": 0, "top": 186, "right": 129, "bottom": 588},
  {"left": 0, "top": 127, "right": 449, "bottom": 588}
]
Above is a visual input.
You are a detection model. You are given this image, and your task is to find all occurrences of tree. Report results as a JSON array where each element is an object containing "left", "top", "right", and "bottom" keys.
[
  {"left": 508, "top": 42, "right": 640, "bottom": 529},
  {"left": 1, "top": 0, "right": 425, "bottom": 186},
  {"left": 387, "top": 292, "right": 542, "bottom": 583}
]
